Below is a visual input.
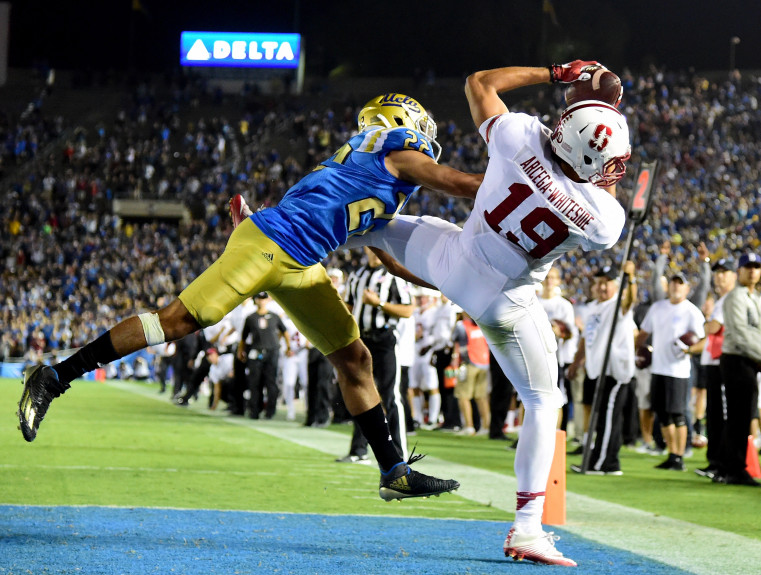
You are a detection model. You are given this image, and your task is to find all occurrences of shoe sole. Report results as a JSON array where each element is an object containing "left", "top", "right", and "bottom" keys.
[
  {"left": 379, "top": 485, "right": 459, "bottom": 501},
  {"left": 571, "top": 465, "right": 623, "bottom": 476},
  {"left": 694, "top": 469, "right": 716, "bottom": 479},
  {"left": 504, "top": 548, "right": 577, "bottom": 567},
  {"left": 18, "top": 365, "right": 46, "bottom": 442}
]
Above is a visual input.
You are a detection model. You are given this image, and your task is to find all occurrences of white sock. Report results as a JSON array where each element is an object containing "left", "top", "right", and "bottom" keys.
[
  {"left": 427, "top": 393, "right": 441, "bottom": 425},
  {"left": 512, "top": 407, "right": 558, "bottom": 535},
  {"left": 412, "top": 395, "right": 424, "bottom": 424}
]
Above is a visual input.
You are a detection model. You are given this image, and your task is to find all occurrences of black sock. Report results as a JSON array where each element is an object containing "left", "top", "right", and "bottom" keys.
[
  {"left": 53, "top": 332, "right": 121, "bottom": 385},
  {"left": 353, "top": 403, "right": 402, "bottom": 472}
]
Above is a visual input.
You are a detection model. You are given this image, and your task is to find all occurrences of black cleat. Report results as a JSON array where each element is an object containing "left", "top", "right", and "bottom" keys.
[
  {"left": 18, "top": 365, "right": 69, "bottom": 442},
  {"left": 378, "top": 448, "right": 459, "bottom": 501},
  {"left": 694, "top": 466, "right": 719, "bottom": 479},
  {"left": 713, "top": 472, "right": 761, "bottom": 487}
]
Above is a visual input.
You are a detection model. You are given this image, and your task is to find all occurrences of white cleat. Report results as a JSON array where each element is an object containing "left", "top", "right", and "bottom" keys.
[
  {"left": 503, "top": 527, "right": 577, "bottom": 567},
  {"left": 229, "top": 194, "right": 253, "bottom": 229}
]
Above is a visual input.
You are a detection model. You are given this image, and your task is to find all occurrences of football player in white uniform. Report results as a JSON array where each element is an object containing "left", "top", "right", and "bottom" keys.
[
  {"left": 346, "top": 60, "right": 631, "bottom": 566},
  {"left": 281, "top": 317, "right": 309, "bottom": 421}
]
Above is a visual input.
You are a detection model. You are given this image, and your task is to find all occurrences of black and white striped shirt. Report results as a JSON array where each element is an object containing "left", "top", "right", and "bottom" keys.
[{"left": 345, "top": 265, "right": 412, "bottom": 336}]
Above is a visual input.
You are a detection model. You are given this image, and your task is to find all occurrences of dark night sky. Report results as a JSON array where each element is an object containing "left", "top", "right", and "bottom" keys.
[{"left": 7, "top": 1, "right": 761, "bottom": 77}]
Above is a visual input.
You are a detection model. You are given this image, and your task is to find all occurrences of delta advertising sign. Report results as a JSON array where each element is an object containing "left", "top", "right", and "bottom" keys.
[{"left": 180, "top": 32, "right": 301, "bottom": 68}]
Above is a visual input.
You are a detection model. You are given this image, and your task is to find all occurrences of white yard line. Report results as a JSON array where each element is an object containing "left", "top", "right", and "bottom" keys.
[{"left": 109, "top": 380, "right": 761, "bottom": 574}]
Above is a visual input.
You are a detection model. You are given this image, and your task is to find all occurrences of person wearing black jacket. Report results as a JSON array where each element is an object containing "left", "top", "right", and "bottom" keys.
[
  {"left": 715, "top": 253, "right": 761, "bottom": 486},
  {"left": 238, "top": 293, "right": 290, "bottom": 419}
]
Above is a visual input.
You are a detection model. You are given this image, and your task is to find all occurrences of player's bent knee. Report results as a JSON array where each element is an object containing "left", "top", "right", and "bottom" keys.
[
  {"left": 157, "top": 299, "right": 202, "bottom": 341},
  {"left": 328, "top": 340, "right": 371, "bottom": 386},
  {"left": 184, "top": 300, "right": 229, "bottom": 329}
]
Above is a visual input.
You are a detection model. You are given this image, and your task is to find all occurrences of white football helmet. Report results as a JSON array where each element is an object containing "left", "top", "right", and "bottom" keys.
[{"left": 550, "top": 100, "right": 631, "bottom": 187}]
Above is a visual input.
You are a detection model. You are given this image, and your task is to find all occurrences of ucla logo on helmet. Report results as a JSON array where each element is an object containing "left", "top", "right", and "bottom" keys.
[{"left": 380, "top": 93, "right": 421, "bottom": 113}]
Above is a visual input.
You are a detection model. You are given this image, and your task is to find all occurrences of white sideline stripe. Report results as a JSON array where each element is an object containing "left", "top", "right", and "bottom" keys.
[
  {"left": 108, "top": 380, "right": 761, "bottom": 574},
  {"left": 0, "top": 464, "right": 282, "bottom": 476}
]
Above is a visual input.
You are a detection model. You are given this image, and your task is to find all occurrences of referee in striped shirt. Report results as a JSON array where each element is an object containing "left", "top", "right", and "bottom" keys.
[{"left": 336, "top": 247, "right": 414, "bottom": 464}]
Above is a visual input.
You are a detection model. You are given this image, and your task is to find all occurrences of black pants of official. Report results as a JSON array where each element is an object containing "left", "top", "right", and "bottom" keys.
[
  {"left": 489, "top": 352, "right": 514, "bottom": 438},
  {"left": 719, "top": 354, "right": 759, "bottom": 476},
  {"left": 155, "top": 356, "right": 172, "bottom": 393},
  {"left": 306, "top": 347, "right": 333, "bottom": 426},
  {"left": 400, "top": 365, "right": 415, "bottom": 431},
  {"left": 349, "top": 333, "right": 405, "bottom": 457},
  {"left": 589, "top": 376, "right": 628, "bottom": 472},
  {"left": 434, "top": 348, "right": 460, "bottom": 429},
  {"left": 247, "top": 350, "right": 279, "bottom": 419},
  {"left": 171, "top": 335, "right": 198, "bottom": 398},
  {"left": 621, "top": 379, "right": 640, "bottom": 446},
  {"left": 226, "top": 355, "right": 247, "bottom": 415},
  {"left": 704, "top": 364, "right": 726, "bottom": 468},
  {"left": 180, "top": 357, "right": 211, "bottom": 403}
]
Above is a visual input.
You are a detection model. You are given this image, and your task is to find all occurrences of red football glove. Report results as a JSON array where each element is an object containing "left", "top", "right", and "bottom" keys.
[{"left": 549, "top": 60, "right": 602, "bottom": 83}]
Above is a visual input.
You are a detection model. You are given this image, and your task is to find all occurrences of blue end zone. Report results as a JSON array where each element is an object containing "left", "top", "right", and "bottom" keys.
[{"left": 0, "top": 506, "right": 692, "bottom": 574}]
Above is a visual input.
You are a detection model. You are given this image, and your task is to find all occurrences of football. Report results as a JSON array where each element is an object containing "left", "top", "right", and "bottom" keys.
[
  {"left": 635, "top": 345, "right": 652, "bottom": 369},
  {"left": 565, "top": 66, "right": 623, "bottom": 108},
  {"left": 679, "top": 331, "right": 700, "bottom": 347},
  {"left": 551, "top": 319, "right": 572, "bottom": 340},
  {"left": 692, "top": 434, "right": 708, "bottom": 448}
]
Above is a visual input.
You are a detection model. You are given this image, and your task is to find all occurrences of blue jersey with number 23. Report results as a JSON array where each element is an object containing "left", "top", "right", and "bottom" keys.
[{"left": 251, "top": 126, "right": 435, "bottom": 266}]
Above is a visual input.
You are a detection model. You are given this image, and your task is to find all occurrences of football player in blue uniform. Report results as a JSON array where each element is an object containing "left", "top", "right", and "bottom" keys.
[{"left": 19, "top": 93, "right": 481, "bottom": 501}]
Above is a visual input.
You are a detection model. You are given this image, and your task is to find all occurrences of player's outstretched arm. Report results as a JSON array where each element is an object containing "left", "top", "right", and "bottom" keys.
[
  {"left": 385, "top": 150, "right": 483, "bottom": 199},
  {"left": 464, "top": 60, "right": 599, "bottom": 128}
]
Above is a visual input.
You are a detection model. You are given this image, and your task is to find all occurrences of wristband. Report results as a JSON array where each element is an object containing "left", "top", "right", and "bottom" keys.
[{"left": 548, "top": 65, "right": 558, "bottom": 83}]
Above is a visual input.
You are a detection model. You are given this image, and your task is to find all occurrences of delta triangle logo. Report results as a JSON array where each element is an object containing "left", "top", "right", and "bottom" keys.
[{"left": 187, "top": 39, "right": 211, "bottom": 61}]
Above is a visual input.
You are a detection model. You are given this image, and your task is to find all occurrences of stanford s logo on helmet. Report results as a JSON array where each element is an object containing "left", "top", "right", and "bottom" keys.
[
  {"left": 357, "top": 93, "right": 441, "bottom": 160},
  {"left": 550, "top": 100, "right": 631, "bottom": 188},
  {"left": 589, "top": 124, "right": 612, "bottom": 152}
]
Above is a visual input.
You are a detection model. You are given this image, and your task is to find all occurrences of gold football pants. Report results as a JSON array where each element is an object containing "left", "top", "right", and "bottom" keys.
[{"left": 179, "top": 219, "right": 358, "bottom": 355}]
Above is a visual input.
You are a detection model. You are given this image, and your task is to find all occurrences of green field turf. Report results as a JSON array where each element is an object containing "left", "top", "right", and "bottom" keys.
[{"left": 2, "top": 377, "right": 759, "bottom": 539}]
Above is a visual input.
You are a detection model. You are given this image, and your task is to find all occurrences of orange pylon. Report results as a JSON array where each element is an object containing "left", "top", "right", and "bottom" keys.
[
  {"left": 746, "top": 435, "right": 761, "bottom": 479},
  {"left": 543, "top": 430, "right": 566, "bottom": 525}
]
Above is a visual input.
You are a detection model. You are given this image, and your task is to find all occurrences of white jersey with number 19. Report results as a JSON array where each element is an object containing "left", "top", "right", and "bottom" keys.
[{"left": 464, "top": 112, "right": 625, "bottom": 290}]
